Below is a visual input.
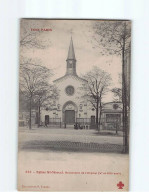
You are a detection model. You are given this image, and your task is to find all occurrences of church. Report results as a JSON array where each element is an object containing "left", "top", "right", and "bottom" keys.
[
  {"left": 40, "top": 37, "right": 123, "bottom": 130},
  {"left": 19, "top": 37, "right": 123, "bottom": 130},
  {"left": 41, "top": 37, "right": 95, "bottom": 125}
]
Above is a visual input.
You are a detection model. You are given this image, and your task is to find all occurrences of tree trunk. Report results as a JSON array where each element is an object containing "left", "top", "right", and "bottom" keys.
[
  {"left": 96, "top": 99, "right": 99, "bottom": 130},
  {"left": 98, "top": 109, "right": 102, "bottom": 132},
  {"left": 122, "top": 26, "right": 128, "bottom": 153},
  {"left": 122, "top": 59, "right": 127, "bottom": 152},
  {"left": 38, "top": 99, "right": 41, "bottom": 127},
  {"left": 29, "top": 96, "right": 32, "bottom": 130},
  {"left": 98, "top": 100, "right": 102, "bottom": 132}
]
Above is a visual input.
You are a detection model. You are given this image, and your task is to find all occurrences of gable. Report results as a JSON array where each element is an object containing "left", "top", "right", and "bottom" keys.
[{"left": 53, "top": 74, "right": 87, "bottom": 84}]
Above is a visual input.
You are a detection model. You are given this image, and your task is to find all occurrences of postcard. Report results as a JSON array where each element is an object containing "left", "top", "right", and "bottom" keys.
[{"left": 18, "top": 19, "right": 131, "bottom": 191}]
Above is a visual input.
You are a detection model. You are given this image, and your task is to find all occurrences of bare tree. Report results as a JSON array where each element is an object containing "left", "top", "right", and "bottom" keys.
[
  {"left": 34, "top": 85, "right": 59, "bottom": 127},
  {"left": 19, "top": 62, "right": 52, "bottom": 129},
  {"left": 20, "top": 20, "right": 50, "bottom": 49},
  {"left": 19, "top": 20, "right": 54, "bottom": 129},
  {"left": 93, "top": 21, "right": 131, "bottom": 152},
  {"left": 80, "top": 66, "right": 112, "bottom": 131}
]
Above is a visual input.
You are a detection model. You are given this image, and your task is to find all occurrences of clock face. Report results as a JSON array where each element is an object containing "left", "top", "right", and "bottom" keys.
[{"left": 69, "top": 60, "right": 73, "bottom": 64}]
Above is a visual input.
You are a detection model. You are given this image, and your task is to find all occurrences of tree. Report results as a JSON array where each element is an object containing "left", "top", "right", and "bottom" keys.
[
  {"left": 80, "top": 66, "right": 112, "bottom": 131},
  {"left": 93, "top": 21, "right": 131, "bottom": 152},
  {"left": 19, "top": 62, "right": 52, "bottom": 129},
  {"left": 20, "top": 19, "right": 50, "bottom": 49},
  {"left": 34, "top": 85, "right": 59, "bottom": 127},
  {"left": 19, "top": 20, "right": 54, "bottom": 129}
]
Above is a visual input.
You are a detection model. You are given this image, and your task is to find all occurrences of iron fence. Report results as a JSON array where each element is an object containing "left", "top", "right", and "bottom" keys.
[
  {"left": 76, "top": 117, "right": 122, "bottom": 131},
  {"left": 46, "top": 118, "right": 61, "bottom": 128},
  {"left": 76, "top": 118, "right": 91, "bottom": 125}
]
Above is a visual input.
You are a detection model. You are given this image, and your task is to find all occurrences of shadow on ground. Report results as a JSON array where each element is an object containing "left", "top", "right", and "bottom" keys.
[{"left": 19, "top": 140, "right": 124, "bottom": 154}]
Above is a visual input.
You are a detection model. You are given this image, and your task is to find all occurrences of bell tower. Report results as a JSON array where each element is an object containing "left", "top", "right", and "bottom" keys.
[{"left": 66, "top": 37, "right": 77, "bottom": 75}]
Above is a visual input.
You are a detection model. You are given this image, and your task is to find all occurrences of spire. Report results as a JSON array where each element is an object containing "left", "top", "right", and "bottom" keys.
[
  {"left": 67, "top": 36, "right": 76, "bottom": 60},
  {"left": 66, "top": 37, "right": 77, "bottom": 75}
]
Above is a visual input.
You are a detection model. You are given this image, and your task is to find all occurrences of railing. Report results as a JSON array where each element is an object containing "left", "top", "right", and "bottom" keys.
[
  {"left": 76, "top": 118, "right": 91, "bottom": 125},
  {"left": 46, "top": 118, "right": 61, "bottom": 128},
  {"left": 101, "top": 117, "right": 122, "bottom": 131},
  {"left": 76, "top": 117, "right": 122, "bottom": 131},
  {"left": 48, "top": 118, "right": 61, "bottom": 124},
  {"left": 43, "top": 117, "right": 123, "bottom": 130}
]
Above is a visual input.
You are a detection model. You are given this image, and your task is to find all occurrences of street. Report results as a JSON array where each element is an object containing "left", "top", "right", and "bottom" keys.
[
  {"left": 18, "top": 127, "right": 128, "bottom": 191},
  {"left": 18, "top": 127, "right": 124, "bottom": 153}
]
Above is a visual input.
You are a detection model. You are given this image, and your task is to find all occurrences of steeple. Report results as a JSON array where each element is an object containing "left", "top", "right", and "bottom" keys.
[
  {"left": 67, "top": 37, "right": 76, "bottom": 60},
  {"left": 66, "top": 37, "right": 77, "bottom": 75}
]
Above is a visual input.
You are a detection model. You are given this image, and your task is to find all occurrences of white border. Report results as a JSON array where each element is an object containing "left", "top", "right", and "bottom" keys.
[{"left": 1, "top": 0, "right": 149, "bottom": 192}]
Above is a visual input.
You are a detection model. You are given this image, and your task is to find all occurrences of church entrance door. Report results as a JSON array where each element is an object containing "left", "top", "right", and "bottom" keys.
[{"left": 65, "top": 110, "right": 75, "bottom": 124}]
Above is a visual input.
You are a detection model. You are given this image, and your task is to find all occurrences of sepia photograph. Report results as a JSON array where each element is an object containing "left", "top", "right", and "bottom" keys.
[{"left": 18, "top": 19, "right": 131, "bottom": 191}]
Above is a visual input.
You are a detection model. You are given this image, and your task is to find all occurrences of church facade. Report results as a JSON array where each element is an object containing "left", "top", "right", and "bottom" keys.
[
  {"left": 41, "top": 37, "right": 95, "bottom": 125},
  {"left": 19, "top": 37, "right": 123, "bottom": 130},
  {"left": 40, "top": 38, "right": 123, "bottom": 130}
]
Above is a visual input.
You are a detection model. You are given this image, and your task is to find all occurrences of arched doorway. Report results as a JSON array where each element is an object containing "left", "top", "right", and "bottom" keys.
[{"left": 62, "top": 101, "right": 78, "bottom": 124}]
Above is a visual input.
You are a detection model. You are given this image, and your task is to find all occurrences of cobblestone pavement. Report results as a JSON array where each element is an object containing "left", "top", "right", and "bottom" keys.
[{"left": 18, "top": 127, "right": 124, "bottom": 153}]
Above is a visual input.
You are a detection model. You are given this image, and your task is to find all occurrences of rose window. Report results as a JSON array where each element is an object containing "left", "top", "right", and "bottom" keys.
[{"left": 65, "top": 86, "right": 75, "bottom": 96}]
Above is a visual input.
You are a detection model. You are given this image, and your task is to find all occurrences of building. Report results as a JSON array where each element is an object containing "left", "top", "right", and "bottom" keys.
[
  {"left": 101, "top": 102, "right": 123, "bottom": 130},
  {"left": 40, "top": 37, "right": 123, "bottom": 130},
  {"left": 41, "top": 37, "right": 95, "bottom": 125},
  {"left": 19, "top": 37, "right": 123, "bottom": 130}
]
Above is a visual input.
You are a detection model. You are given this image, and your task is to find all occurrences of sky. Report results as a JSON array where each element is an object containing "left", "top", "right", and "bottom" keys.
[{"left": 20, "top": 19, "right": 122, "bottom": 102}]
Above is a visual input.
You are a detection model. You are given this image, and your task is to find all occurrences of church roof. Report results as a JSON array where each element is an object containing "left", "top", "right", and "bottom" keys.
[
  {"left": 53, "top": 74, "right": 87, "bottom": 83},
  {"left": 67, "top": 37, "right": 76, "bottom": 60}
]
